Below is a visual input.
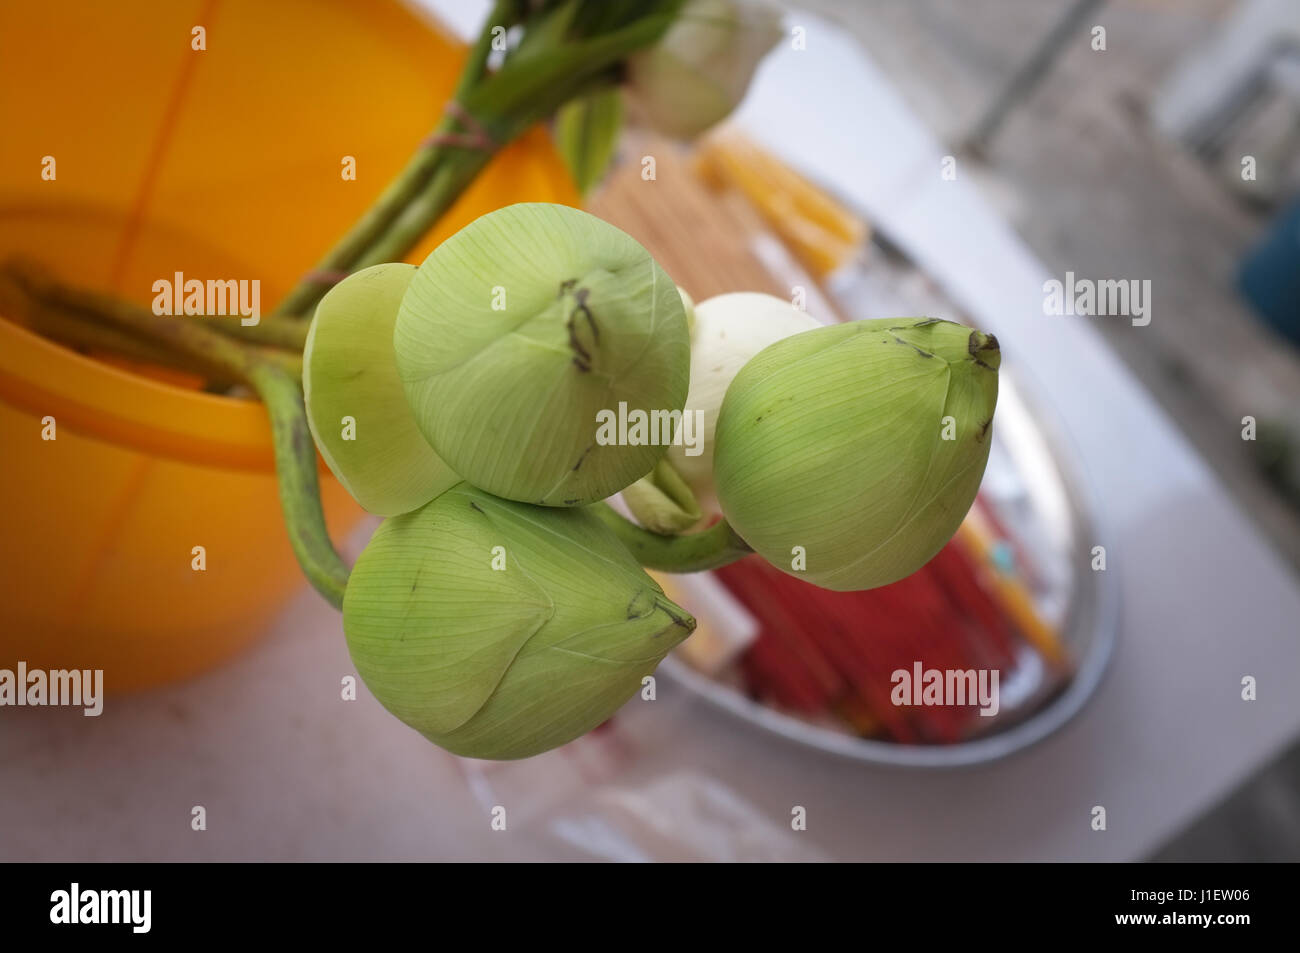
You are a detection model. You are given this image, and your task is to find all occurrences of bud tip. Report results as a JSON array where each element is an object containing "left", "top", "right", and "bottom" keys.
[{"left": 969, "top": 330, "right": 1000, "bottom": 370}]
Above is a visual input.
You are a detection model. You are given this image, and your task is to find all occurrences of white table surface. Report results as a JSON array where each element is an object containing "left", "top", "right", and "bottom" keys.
[{"left": 3, "top": 4, "right": 1299, "bottom": 863}]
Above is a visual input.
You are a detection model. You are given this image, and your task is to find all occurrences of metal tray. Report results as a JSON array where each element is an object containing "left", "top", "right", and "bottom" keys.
[{"left": 659, "top": 241, "right": 1119, "bottom": 768}]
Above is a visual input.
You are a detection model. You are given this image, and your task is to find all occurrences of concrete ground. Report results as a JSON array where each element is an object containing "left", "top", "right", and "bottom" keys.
[{"left": 801, "top": 0, "right": 1300, "bottom": 861}]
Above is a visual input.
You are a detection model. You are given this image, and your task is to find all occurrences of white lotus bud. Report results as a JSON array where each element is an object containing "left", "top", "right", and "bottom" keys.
[
  {"left": 664, "top": 292, "right": 820, "bottom": 514},
  {"left": 626, "top": 0, "right": 783, "bottom": 141}
]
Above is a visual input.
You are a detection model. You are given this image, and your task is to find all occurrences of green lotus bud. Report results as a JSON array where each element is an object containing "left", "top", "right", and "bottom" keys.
[
  {"left": 664, "top": 292, "right": 821, "bottom": 515},
  {"left": 304, "top": 263, "right": 459, "bottom": 516},
  {"left": 626, "top": 0, "right": 784, "bottom": 140},
  {"left": 714, "top": 318, "right": 1000, "bottom": 591},
  {"left": 342, "top": 482, "right": 696, "bottom": 759},
  {"left": 395, "top": 203, "right": 690, "bottom": 507}
]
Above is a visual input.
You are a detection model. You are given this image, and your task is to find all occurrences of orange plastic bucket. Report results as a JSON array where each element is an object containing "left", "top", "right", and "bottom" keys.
[{"left": 0, "top": 0, "right": 578, "bottom": 691}]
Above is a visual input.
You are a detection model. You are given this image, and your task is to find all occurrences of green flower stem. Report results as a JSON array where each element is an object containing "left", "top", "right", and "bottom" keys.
[
  {"left": 350, "top": 150, "right": 497, "bottom": 270},
  {"left": 269, "top": 138, "right": 459, "bottom": 320},
  {"left": 270, "top": 0, "right": 518, "bottom": 320},
  {"left": 5, "top": 266, "right": 302, "bottom": 381},
  {"left": 276, "top": 0, "right": 684, "bottom": 301},
  {"left": 591, "top": 503, "right": 752, "bottom": 573},
  {"left": 7, "top": 264, "right": 256, "bottom": 374},
  {"left": 206, "top": 314, "right": 309, "bottom": 352},
  {"left": 5, "top": 261, "right": 345, "bottom": 607},
  {"left": 448, "top": 0, "right": 522, "bottom": 103},
  {"left": 0, "top": 276, "right": 240, "bottom": 388},
  {"left": 246, "top": 362, "right": 349, "bottom": 608}
]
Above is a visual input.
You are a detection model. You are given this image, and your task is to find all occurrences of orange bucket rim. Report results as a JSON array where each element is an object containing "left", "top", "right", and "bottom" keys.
[{"left": 0, "top": 314, "right": 279, "bottom": 470}]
